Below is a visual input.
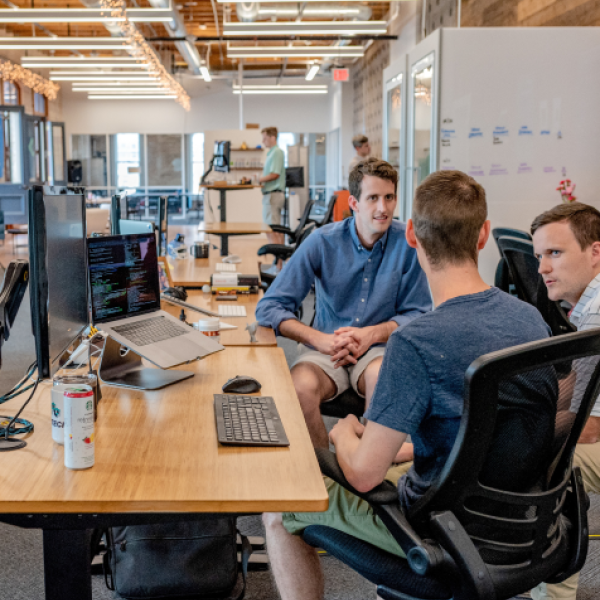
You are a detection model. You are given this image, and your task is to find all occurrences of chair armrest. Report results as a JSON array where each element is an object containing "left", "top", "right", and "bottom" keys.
[
  {"left": 315, "top": 449, "right": 447, "bottom": 576},
  {"left": 269, "top": 225, "right": 292, "bottom": 236},
  {"left": 257, "top": 244, "right": 295, "bottom": 260}
]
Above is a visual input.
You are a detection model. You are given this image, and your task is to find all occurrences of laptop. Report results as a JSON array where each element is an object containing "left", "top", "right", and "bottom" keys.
[{"left": 88, "top": 233, "right": 223, "bottom": 369}]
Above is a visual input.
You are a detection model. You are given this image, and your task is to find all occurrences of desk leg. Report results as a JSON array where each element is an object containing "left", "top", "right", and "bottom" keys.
[
  {"left": 220, "top": 234, "right": 229, "bottom": 256},
  {"left": 43, "top": 529, "right": 93, "bottom": 600},
  {"left": 220, "top": 189, "right": 227, "bottom": 222}
]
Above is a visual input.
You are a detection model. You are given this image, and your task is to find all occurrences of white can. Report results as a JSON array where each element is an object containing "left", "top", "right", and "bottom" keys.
[
  {"left": 50, "top": 384, "right": 65, "bottom": 445},
  {"left": 195, "top": 318, "right": 220, "bottom": 344},
  {"left": 63, "top": 386, "right": 95, "bottom": 470}
]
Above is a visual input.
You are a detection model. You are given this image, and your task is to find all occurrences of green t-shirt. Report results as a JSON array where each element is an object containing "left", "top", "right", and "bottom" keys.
[{"left": 262, "top": 146, "right": 286, "bottom": 193}]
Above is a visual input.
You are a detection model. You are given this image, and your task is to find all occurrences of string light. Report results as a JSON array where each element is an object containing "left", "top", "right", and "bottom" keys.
[
  {"left": 98, "top": 0, "right": 190, "bottom": 110},
  {"left": 0, "top": 58, "right": 59, "bottom": 100}
]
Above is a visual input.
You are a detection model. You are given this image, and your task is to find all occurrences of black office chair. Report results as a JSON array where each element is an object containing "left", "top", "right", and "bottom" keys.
[
  {"left": 311, "top": 194, "right": 337, "bottom": 229},
  {"left": 269, "top": 199, "right": 315, "bottom": 245},
  {"left": 303, "top": 329, "right": 600, "bottom": 600},
  {"left": 258, "top": 222, "right": 316, "bottom": 292},
  {"left": 498, "top": 236, "right": 576, "bottom": 336},
  {"left": 492, "top": 228, "right": 532, "bottom": 292}
]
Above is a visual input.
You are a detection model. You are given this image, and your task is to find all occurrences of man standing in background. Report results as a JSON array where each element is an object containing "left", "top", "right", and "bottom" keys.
[
  {"left": 349, "top": 135, "right": 371, "bottom": 172},
  {"left": 260, "top": 127, "right": 286, "bottom": 245}
]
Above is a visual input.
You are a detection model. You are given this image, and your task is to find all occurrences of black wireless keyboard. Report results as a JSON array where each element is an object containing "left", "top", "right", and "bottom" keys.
[{"left": 214, "top": 394, "right": 290, "bottom": 447}]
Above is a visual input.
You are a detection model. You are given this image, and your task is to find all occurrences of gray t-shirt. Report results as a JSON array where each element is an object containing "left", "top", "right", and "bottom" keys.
[{"left": 365, "top": 287, "right": 555, "bottom": 511}]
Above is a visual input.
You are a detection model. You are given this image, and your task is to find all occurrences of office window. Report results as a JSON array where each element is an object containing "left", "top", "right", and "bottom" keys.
[
  {"left": 3, "top": 81, "right": 19, "bottom": 105},
  {"left": 33, "top": 92, "right": 47, "bottom": 116},
  {"left": 72, "top": 134, "right": 108, "bottom": 187},
  {"left": 115, "top": 133, "right": 141, "bottom": 188},
  {"left": 277, "top": 133, "right": 296, "bottom": 167},
  {"left": 190, "top": 132, "right": 204, "bottom": 192},
  {"left": 147, "top": 134, "right": 182, "bottom": 187},
  {"left": 0, "top": 109, "right": 22, "bottom": 183}
]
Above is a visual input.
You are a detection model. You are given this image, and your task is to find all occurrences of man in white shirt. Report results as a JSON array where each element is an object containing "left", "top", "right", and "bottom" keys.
[
  {"left": 348, "top": 135, "right": 371, "bottom": 172},
  {"left": 531, "top": 201, "right": 600, "bottom": 600}
]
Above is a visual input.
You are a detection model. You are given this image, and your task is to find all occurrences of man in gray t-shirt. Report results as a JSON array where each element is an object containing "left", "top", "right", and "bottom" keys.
[{"left": 262, "top": 170, "right": 554, "bottom": 600}]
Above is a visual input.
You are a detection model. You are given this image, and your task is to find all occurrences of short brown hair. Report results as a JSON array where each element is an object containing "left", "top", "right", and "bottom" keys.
[
  {"left": 261, "top": 127, "right": 278, "bottom": 139},
  {"left": 413, "top": 170, "right": 487, "bottom": 267},
  {"left": 349, "top": 157, "right": 398, "bottom": 200},
  {"left": 531, "top": 202, "right": 600, "bottom": 250},
  {"left": 352, "top": 134, "right": 368, "bottom": 149}
]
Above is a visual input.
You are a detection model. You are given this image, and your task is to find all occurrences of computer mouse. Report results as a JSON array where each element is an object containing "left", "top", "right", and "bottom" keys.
[
  {"left": 222, "top": 375, "right": 262, "bottom": 394},
  {"left": 163, "top": 286, "right": 188, "bottom": 301}
]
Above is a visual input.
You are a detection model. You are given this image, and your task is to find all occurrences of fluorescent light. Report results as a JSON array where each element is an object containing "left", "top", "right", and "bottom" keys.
[
  {"left": 259, "top": 7, "right": 362, "bottom": 15},
  {"left": 223, "top": 21, "right": 387, "bottom": 36},
  {"left": 50, "top": 70, "right": 158, "bottom": 76},
  {"left": 52, "top": 76, "right": 160, "bottom": 81},
  {"left": 23, "top": 56, "right": 148, "bottom": 64},
  {"left": 233, "top": 89, "right": 327, "bottom": 95},
  {"left": 200, "top": 65, "right": 212, "bottom": 82},
  {"left": 306, "top": 65, "right": 320, "bottom": 81},
  {"left": 73, "top": 88, "right": 172, "bottom": 93},
  {"left": 220, "top": 0, "right": 406, "bottom": 2},
  {"left": 88, "top": 95, "right": 178, "bottom": 99},
  {"left": 23, "top": 62, "right": 149, "bottom": 69},
  {"left": 233, "top": 84, "right": 327, "bottom": 90},
  {"left": 0, "top": 37, "right": 131, "bottom": 50},
  {"left": 0, "top": 8, "right": 173, "bottom": 23},
  {"left": 227, "top": 46, "right": 364, "bottom": 58},
  {"left": 73, "top": 81, "right": 166, "bottom": 87}
]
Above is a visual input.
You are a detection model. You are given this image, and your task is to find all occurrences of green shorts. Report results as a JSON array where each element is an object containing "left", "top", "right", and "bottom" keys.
[{"left": 282, "top": 462, "right": 412, "bottom": 558}]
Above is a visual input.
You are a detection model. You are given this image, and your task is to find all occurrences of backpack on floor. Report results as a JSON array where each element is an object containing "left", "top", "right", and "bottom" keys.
[{"left": 103, "top": 518, "right": 252, "bottom": 600}]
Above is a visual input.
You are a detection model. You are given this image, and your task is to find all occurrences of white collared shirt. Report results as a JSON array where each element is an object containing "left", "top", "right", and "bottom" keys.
[{"left": 570, "top": 273, "right": 600, "bottom": 416}]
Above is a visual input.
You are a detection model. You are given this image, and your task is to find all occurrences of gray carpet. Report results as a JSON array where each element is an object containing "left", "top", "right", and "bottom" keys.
[{"left": 2, "top": 291, "right": 600, "bottom": 598}]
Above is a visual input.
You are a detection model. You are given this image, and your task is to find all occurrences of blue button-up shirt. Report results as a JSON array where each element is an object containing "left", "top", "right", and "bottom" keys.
[{"left": 256, "top": 218, "right": 432, "bottom": 338}]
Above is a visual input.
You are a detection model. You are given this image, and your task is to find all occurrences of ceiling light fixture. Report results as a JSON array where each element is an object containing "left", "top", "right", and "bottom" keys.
[
  {"left": 233, "top": 89, "right": 327, "bottom": 94},
  {"left": 0, "top": 8, "right": 174, "bottom": 23},
  {"left": 88, "top": 95, "right": 177, "bottom": 99},
  {"left": 200, "top": 65, "right": 211, "bottom": 82},
  {"left": 51, "top": 76, "right": 160, "bottom": 81},
  {"left": 305, "top": 64, "right": 320, "bottom": 81},
  {"left": 50, "top": 70, "right": 158, "bottom": 76},
  {"left": 223, "top": 21, "right": 387, "bottom": 36},
  {"left": 22, "top": 62, "right": 150, "bottom": 69},
  {"left": 0, "top": 37, "right": 131, "bottom": 50},
  {"left": 233, "top": 84, "right": 327, "bottom": 90},
  {"left": 227, "top": 46, "right": 364, "bottom": 58},
  {"left": 258, "top": 7, "right": 363, "bottom": 16},
  {"left": 72, "top": 80, "right": 166, "bottom": 87},
  {"left": 73, "top": 87, "right": 174, "bottom": 93}
]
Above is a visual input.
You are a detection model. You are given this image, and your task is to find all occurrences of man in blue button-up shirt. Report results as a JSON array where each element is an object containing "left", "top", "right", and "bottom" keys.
[{"left": 256, "top": 158, "right": 431, "bottom": 447}]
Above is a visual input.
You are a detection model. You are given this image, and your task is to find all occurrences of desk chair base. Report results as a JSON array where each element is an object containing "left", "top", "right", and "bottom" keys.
[{"left": 99, "top": 336, "right": 194, "bottom": 391}]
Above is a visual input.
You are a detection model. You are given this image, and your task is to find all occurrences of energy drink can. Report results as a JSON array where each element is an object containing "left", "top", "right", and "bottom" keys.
[
  {"left": 63, "top": 386, "right": 95, "bottom": 470},
  {"left": 50, "top": 384, "right": 65, "bottom": 445}
]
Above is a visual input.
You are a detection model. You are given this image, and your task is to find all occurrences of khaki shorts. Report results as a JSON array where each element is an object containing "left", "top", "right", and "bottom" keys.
[
  {"left": 262, "top": 191, "right": 285, "bottom": 226},
  {"left": 283, "top": 462, "right": 412, "bottom": 557},
  {"left": 291, "top": 345, "right": 386, "bottom": 400}
]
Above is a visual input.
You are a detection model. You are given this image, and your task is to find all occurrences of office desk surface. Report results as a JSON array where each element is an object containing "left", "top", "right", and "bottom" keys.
[
  {"left": 0, "top": 347, "right": 328, "bottom": 514},
  {"left": 161, "top": 290, "right": 276, "bottom": 346},
  {"left": 199, "top": 222, "right": 272, "bottom": 235}
]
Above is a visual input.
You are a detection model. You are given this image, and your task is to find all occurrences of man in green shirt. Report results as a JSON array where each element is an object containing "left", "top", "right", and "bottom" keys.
[{"left": 260, "top": 127, "right": 286, "bottom": 245}]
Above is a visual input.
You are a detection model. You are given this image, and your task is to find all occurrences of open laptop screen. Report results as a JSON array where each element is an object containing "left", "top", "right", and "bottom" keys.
[{"left": 88, "top": 233, "right": 160, "bottom": 324}]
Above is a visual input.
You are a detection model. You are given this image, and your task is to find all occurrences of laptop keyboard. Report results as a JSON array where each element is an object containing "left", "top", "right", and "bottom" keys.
[
  {"left": 112, "top": 316, "right": 189, "bottom": 347},
  {"left": 218, "top": 305, "right": 247, "bottom": 317},
  {"left": 214, "top": 394, "right": 289, "bottom": 447}
]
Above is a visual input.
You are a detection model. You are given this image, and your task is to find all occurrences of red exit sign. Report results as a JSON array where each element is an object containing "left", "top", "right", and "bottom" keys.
[{"left": 333, "top": 68, "right": 349, "bottom": 82}]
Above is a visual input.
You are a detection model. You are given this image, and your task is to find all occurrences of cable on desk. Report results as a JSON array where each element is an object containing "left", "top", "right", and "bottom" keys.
[{"left": 0, "top": 361, "right": 39, "bottom": 438}]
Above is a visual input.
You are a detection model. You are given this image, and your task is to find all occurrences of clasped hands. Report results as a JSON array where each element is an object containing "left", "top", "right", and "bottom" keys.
[{"left": 315, "top": 326, "right": 375, "bottom": 369}]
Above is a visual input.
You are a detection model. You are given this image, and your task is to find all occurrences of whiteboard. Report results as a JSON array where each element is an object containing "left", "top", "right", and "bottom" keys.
[{"left": 436, "top": 27, "right": 600, "bottom": 283}]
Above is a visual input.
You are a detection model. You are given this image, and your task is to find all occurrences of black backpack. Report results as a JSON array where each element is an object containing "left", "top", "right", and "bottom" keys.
[{"left": 104, "top": 518, "right": 252, "bottom": 600}]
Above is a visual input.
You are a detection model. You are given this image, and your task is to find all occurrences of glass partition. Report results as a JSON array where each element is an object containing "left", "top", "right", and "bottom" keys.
[
  {"left": 114, "top": 133, "right": 142, "bottom": 188},
  {"left": 25, "top": 115, "right": 45, "bottom": 184},
  {"left": 386, "top": 74, "right": 403, "bottom": 172},
  {"left": 410, "top": 53, "right": 435, "bottom": 200},
  {"left": 0, "top": 108, "right": 22, "bottom": 184},
  {"left": 72, "top": 134, "right": 108, "bottom": 187}
]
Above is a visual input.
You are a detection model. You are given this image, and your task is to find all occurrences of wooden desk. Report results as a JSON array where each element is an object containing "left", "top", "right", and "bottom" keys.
[
  {"left": 161, "top": 290, "right": 276, "bottom": 346},
  {"left": 0, "top": 347, "right": 327, "bottom": 598},
  {"left": 199, "top": 222, "right": 272, "bottom": 256},
  {"left": 200, "top": 184, "right": 261, "bottom": 224},
  {"left": 169, "top": 238, "right": 268, "bottom": 288}
]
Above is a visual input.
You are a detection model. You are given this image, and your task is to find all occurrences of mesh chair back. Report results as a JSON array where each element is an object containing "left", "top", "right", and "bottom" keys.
[
  {"left": 492, "top": 227, "right": 532, "bottom": 255},
  {"left": 406, "top": 330, "right": 600, "bottom": 597},
  {"left": 320, "top": 194, "right": 337, "bottom": 227},
  {"left": 294, "top": 200, "right": 315, "bottom": 239},
  {"left": 296, "top": 222, "right": 316, "bottom": 249}
]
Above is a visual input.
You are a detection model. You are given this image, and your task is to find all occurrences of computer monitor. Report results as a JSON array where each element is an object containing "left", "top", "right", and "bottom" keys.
[
  {"left": 119, "top": 219, "right": 154, "bottom": 235},
  {"left": 213, "top": 141, "right": 230, "bottom": 173},
  {"left": 28, "top": 186, "right": 89, "bottom": 379},
  {"left": 111, "top": 194, "right": 122, "bottom": 235}
]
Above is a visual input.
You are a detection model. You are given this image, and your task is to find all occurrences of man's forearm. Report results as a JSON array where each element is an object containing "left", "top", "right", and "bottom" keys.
[
  {"left": 279, "top": 318, "right": 323, "bottom": 348},
  {"left": 369, "top": 321, "right": 398, "bottom": 344},
  {"left": 260, "top": 173, "right": 279, "bottom": 184}
]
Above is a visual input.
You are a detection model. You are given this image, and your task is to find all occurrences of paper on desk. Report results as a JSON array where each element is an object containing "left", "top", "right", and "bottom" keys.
[{"left": 219, "top": 321, "right": 237, "bottom": 331}]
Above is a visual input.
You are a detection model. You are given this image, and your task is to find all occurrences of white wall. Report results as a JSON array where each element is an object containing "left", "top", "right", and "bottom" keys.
[{"left": 62, "top": 81, "right": 331, "bottom": 140}]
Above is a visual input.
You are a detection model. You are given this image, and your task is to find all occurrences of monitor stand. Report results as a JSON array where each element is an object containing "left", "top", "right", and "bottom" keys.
[{"left": 98, "top": 336, "right": 194, "bottom": 390}]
